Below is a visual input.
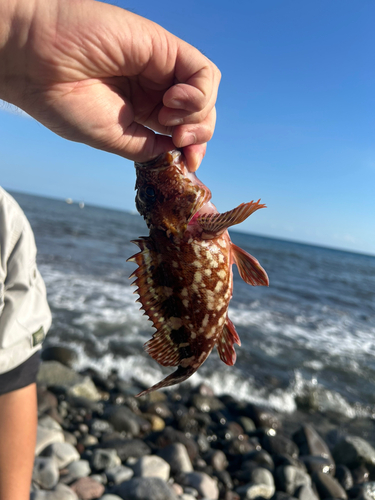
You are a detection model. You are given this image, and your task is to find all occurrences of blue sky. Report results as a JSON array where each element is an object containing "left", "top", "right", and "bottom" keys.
[{"left": 1, "top": 0, "right": 374, "bottom": 255}]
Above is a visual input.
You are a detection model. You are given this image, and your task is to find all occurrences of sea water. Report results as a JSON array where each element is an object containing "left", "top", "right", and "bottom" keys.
[{"left": 10, "top": 191, "right": 375, "bottom": 426}]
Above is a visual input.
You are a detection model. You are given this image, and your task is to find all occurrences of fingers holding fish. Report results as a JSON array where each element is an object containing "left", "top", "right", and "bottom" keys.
[{"left": 182, "top": 144, "right": 207, "bottom": 173}]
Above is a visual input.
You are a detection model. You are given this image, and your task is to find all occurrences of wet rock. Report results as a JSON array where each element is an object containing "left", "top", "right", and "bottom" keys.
[
  {"left": 335, "top": 465, "right": 354, "bottom": 491},
  {"left": 271, "top": 493, "right": 298, "bottom": 500},
  {"left": 143, "top": 402, "right": 173, "bottom": 420},
  {"left": 244, "top": 404, "right": 281, "bottom": 430},
  {"left": 157, "top": 443, "right": 193, "bottom": 475},
  {"left": 312, "top": 471, "right": 347, "bottom": 499},
  {"left": 301, "top": 455, "right": 335, "bottom": 475},
  {"left": 132, "top": 455, "right": 170, "bottom": 481},
  {"left": 41, "top": 442, "right": 80, "bottom": 468},
  {"left": 190, "top": 394, "right": 224, "bottom": 413},
  {"left": 332, "top": 436, "right": 375, "bottom": 471},
  {"left": 248, "top": 467, "right": 275, "bottom": 488},
  {"left": 114, "top": 477, "right": 178, "bottom": 500},
  {"left": 100, "top": 438, "right": 151, "bottom": 462},
  {"left": 236, "top": 483, "right": 275, "bottom": 499},
  {"left": 275, "top": 465, "right": 312, "bottom": 495},
  {"left": 207, "top": 450, "right": 228, "bottom": 471},
  {"left": 179, "top": 471, "right": 219, "bottom": 500},
  {"left": 225, "top": 437, "right": 258, "bottom": 457},
  {"left": 351, "top": 465, "right": 370, "bottom": 484},
  {"left": 243, "top": 449, "right": 275, "bottom": 471},
  {"left": 32, "top": 456, "right": 60, "bottom": 489},
  {"left": 91, "top": 448, "right": 121, "bottom": 471},
  {"left": 106, "top": 464, "right": 134, "bottom": 484},
  {"left": 294, "top": 484, "right": 319, "bottom": 500},
  {"left": 213, "top": 469, "right": 233, "bottom": 491},
  {"left": 70, "top": 476, "right": 105, "bottom": 500},
  {"left": 293, "top": 425, "right": 333, "bottom": 460},
  {"left": 238, "top": 417, "right": 256, "bottom": 433},
  {"left": 153, "top": 426, "right": 198, "bottom": 461},
  {"left": 41, "top": 346, "right": 78, "bottom": 368},
  {"left": 262, "top": 434, "right": 299, "bottom": 459},
  {"left": 103, "top": 406, "right": 141, "bottom": 436},
  {"left": 354, "top": 481, "right": 375, "bottom": 500}
]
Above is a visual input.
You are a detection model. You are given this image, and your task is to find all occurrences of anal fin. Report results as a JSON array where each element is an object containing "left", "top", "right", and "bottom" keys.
[
  {"left": 216, "top": 316, "right": 241, "bottom": 366},
  {"left": 197, "top": 200, "right": 266, "bottom": 233},
  {"left": 232, "top": 244, "right": 269, "bottom": 286}
]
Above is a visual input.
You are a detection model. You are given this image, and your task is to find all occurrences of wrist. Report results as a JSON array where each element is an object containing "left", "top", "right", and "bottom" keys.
[{"left": 0, "top": 0, "right": 37, "bottom": 103}]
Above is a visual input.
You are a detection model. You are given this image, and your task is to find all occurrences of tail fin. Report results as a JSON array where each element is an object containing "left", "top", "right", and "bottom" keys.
[{"left": 135, "top": 365, "right": 197, "bottom": 397}]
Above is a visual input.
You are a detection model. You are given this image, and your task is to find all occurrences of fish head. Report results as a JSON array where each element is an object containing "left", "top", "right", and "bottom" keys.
[{"left": 134, "top": 150, "right": 211, "bottom": 235}]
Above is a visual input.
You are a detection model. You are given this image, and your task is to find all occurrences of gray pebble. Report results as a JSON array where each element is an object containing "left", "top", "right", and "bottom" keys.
[
  {"left": 275, "top": 465, "right": 311, "bottom": 495},
  {"left": 236, "top": 483, "right": 275, "bottom": 499},
  {"left": 104, "top": 406, "right": 140, "bottom": 436},
  {"left": 249, "top": 467, "right": 275, "bottom": 488},
  {"left": 32, "top": 457, "right": 59, "bottom": 490},
  {"left": 41, "top": 442, "right": 80, "bottom": 468},
  {"left": 132, "top": 455, "right": 170, "bottom": 481},
  {"left": 312, "top": 471, "right": 347, "bottom": 500},
  {"left": 179, "top": 472, "right": 219, "bottom": 500},
  {"left": 114, "top": 477, "right": 177, "bottom": 500},
  {"left": 295, "top": 484, "right": 319, "bottom": 500},
  {"left": 332, "top": 436, "right": 375, "bottom": 470},
  {"left": 31, "top": 483, "right": 78, "bottom": 500},
  {"left": 91, "top": 448, "right": 121, "bottom": 471},
  {"left": 106, "top": 464, "right": 134, "bottom": 484},
  {"left": 99, "top": 496, "right": 123, "bottom": 500},
  {"left": 35, "top": 425, "right": 65, "bottom": 456},
  {"left": 157, "top": 443, "right": 193, "bottom": 474}
]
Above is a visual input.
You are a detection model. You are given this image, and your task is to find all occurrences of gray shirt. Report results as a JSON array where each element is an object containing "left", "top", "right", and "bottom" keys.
[{"left": 0, "top": 187, "right": 51, "bottom": 374}]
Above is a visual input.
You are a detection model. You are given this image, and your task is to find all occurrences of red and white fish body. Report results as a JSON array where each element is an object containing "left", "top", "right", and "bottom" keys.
[{"left": 128, "top": 150, "right": 268, "bottom": 396}]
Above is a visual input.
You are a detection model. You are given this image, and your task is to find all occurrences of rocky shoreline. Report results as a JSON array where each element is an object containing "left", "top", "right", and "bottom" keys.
[{"left": 32, "top": 347, "right": 375, "bottom": 500}]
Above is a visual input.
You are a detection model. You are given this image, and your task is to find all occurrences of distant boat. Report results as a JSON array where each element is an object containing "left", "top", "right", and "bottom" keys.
[
  {"left": 79, "top": 201, "right": 85, "bottom": 209},
  {"left": 65, "top": 198, "right": 73, "bottom": 204}
]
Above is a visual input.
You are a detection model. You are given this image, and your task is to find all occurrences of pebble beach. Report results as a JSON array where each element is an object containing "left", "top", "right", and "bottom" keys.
[{"left": 31, "top": 346, "right": 375, "bottom": 500}]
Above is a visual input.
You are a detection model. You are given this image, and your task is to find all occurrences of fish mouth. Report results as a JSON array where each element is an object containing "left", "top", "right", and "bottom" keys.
[
  {"left": 135, "top": 150, "right": 212, "bottom": 225},
  {"left": 134, "top": 150, "right": 181, "bottom": 170}
]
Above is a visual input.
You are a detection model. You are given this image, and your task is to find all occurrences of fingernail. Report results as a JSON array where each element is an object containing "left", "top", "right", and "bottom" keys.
[
  {"left": 180, "top": 132, "right": 196, "bottom": 147},
  {"left": 166, "top": 117, "right": 184, "bottom": 126},
  {"left": 170, "top": 99, "right": 184, "bottom": 109}
]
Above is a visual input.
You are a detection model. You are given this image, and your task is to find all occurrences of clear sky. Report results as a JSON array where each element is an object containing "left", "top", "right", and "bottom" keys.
[{"left": 1, "top": 0, "right": 374, "bottom": 255}]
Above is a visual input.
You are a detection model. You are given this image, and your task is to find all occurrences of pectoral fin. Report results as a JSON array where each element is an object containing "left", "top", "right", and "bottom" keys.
[
  {"left": 232, "top": 244, "right": 269, "bottom": 286},
  {"left": 217, "top": 317, "right": 241, "bottom": 366},
  {"left": 197, "top": 200, "right": 266, "bottom": 234}
]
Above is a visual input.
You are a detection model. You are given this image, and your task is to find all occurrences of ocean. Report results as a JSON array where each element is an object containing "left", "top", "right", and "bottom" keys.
[{"left": 9, "top": 190, "right": 375, "bottom": 435}]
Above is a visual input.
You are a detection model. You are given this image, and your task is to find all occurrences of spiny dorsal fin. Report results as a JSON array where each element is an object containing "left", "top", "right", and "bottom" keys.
[
  {"left": 197, "top": 200, "right": 266, "bottom": 234},
  {"left": 216, "top": 316, "right": 241, "bottom": 366},
  {"left": 232, "top": 244, "right": 269, "bottom": 286}
]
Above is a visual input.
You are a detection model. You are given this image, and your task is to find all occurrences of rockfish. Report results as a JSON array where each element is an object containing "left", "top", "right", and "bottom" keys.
[{"left": 128, "top": 150, "right": 269, "bottom": 397}]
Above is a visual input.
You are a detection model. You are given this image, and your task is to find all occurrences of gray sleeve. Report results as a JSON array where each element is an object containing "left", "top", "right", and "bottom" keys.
[{"left": 0, "top": 188, "right": 52, "bottom": 374}]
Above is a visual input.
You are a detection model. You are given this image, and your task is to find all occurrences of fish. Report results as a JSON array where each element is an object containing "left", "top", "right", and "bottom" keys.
[{"left": 127, "top": 150, "right": 269, "bottom": 397}]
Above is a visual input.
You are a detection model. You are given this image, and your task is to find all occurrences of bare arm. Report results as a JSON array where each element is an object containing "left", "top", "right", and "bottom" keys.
[{"left": 0, "top": 0, "right": 220, "bottom": 170}]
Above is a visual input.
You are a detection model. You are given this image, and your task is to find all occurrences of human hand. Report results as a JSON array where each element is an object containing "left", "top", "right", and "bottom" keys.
[{"left": 0, "top": 0, "right": 220, "bottom": 171}]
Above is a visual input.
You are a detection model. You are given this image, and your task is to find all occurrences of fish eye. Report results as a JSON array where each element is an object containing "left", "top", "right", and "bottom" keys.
[{"left": 144, "top": 185, "right": 156, "bottom": 199}]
